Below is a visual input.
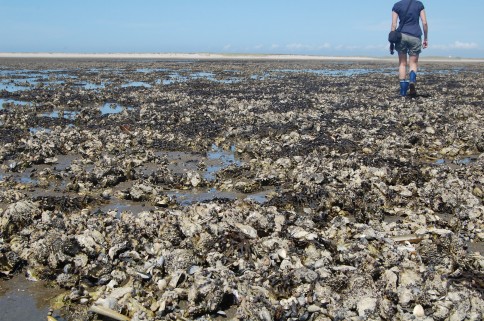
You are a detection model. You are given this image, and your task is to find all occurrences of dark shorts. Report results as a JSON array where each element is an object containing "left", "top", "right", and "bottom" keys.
[{"left": 396, "top": 33, "right": 422, "bottom": 56}]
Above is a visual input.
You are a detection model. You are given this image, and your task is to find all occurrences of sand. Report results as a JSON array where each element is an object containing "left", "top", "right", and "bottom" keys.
[{"left": 0, "top": 52, "right": 483, "bottom": 63}]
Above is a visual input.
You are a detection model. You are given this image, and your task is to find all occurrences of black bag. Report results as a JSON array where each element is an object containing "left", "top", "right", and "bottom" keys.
[{"left": 388, "top": 31, "right": 402, "bottom": 43}]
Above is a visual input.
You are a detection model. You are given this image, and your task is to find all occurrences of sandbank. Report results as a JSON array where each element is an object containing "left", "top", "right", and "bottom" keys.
[{"left": 0, "top": 52, "right": 483, "bottom": 63}]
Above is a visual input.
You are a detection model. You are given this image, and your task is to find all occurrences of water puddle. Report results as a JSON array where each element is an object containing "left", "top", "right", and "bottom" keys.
[
  {"left": 0, "top": 169, "right": 40, "bottom": 185},
  {"left": 156, "top": 71, "right": 241, "bottom": 85},
  {"left": 205, "top": 144, "right": 241, "bottom": 180},
  {"left": 166, "top": 188, "right": 227, "bottom": 206},
  {"left": 273, "top": 68, "right": 394, "bottom": 77},
  {"left": 52, "top": 154, "right": 81, "bottom": 171},
  {"left": 136, "top": 68, "right": 169, "bottom": 73},
  {"left": 150, "top": 145, "right": 272, "bottom": 206},
  {"left": 98, "top": 199, "right": 156, "bottom": 216},
  {"left": 100, "top": 102, "right": 134, "bottom": 115},
  {"left": 0, "top": 98, "right": 31, "bottom": 109},
  {"left": 0, "top": 274, "right": 64, "bottom": 321},
  {"left": 0, "top": 81, "right": 30, "bottom": 92},
  {"left": 121, "top": 81, "right": 152, "bottom": 88},
  {"left": 73, "top": 82, "right": 106, "bottom": 90},
  {"left": 157, "top": 79, "right": 175, "bottom": 85},
  {"left": 166, "top": 187, "right": 272, "bottom": 206},
  {"left": 40, "top": 110, "right": 79, "bottom": 120},
  {"left": 19, "top": 175, "right": 38, "bottom": 185},
  {"left": 434, "top": 156, "right": 478, "bottom": 166},
  {"left": 29, "top": 127, "right": 52, "bottom": 134},
  {"left": 244, "top": 189, "right": 272, "bottom": 203}
]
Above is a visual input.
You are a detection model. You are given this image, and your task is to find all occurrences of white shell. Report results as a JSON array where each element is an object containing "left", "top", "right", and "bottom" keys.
[{"left": 413, "top": 304, "right": 425, "bottom": 317}]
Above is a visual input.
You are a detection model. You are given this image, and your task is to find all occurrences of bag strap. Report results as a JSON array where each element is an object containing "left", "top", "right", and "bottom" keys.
[{"left": 397, "top": 0, "right": 413, "bottom": 31}]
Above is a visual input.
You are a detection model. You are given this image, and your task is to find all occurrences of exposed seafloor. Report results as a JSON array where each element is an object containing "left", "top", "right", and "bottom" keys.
[{"left": 0, "top": 58, "right": 483, "bottom": 321}]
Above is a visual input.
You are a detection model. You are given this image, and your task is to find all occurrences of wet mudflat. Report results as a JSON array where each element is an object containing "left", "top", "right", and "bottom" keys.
[{"left": 0, "top": 58, "right": 483, "bottom": 320}]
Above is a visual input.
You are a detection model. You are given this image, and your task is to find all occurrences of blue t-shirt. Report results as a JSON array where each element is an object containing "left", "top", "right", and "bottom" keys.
[{"left": 392, "top": 0, "right": 425, "bottom": 38}]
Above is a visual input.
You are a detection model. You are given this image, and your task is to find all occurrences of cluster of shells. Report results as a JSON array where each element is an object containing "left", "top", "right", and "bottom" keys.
[{"left": 0, "top": 59, "right": 483, "bottom": 320}]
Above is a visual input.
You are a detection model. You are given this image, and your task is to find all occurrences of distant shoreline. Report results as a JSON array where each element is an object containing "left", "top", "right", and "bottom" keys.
[{"left": 1, "top": 52, "right": 483, "bottom": 63}]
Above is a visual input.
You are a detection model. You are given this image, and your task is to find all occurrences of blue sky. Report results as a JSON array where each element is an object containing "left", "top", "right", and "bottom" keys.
[{"left": 0, "top": 0, "right": 482, "bottom": 58}]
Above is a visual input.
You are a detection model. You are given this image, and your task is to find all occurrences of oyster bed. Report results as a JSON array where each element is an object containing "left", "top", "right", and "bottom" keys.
[{"left": 0, "top": 58, "right": 483, "bottom": 321}]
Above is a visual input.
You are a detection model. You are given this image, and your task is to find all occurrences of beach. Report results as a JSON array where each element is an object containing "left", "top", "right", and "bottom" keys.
[
  {"left": 1, "top": 52, "right": 483, "bottom": 63},
  {"left": 0, "top": 57, "right": 483, "bottom": 320}
]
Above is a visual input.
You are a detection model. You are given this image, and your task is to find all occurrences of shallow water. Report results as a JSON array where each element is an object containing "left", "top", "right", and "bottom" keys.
[
  {"left": 435, "top": 155, "right": 478, "bottom": 166},
  {"left": 98, "top": 199, "right": 156, "bottom": 216},
  {"left": 29, "top": 127, "right": 52, "bottom": 134},
  {"left": 78, "top": 82, "right": 106, "bottom": 90},
  {"left": 274, "top": 68, "right": 395, "bottom": 76},
  {"left": 166, "top": 186, "right": 272, "bottom": 206},
  {"left": 0, "top": 81, "right": 30, "bottom": 92},
  {"left": 0, "top": 98, "right": 31, "bottom": 109},
  {"left": 121, "top": 81, "right": 152, "bottom": 88},
  {"left": 205, "top": 144, "right": 241, "bottom": 180},
  {"left": 100, "top": 102, "right": 134, "bottom": 115},
  {"left": 41, "top": 110, "right": 79, "bottom": 119},
  {"left": 0, "top": 274, "right": 63, "bottom": 321}
]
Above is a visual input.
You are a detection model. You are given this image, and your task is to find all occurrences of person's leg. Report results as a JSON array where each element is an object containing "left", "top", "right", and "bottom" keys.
[
  {"left": 408, "top": 54, "right": 419, "bottom": 96},
  {"left": 398, "top": 52, "right": 409, "bottom": 96},
  {"left": 398, "top": 52, "right": 408, "bottom": 80},
  {"left": 409, "top": 54, "right": 419, "bottom": 74}
]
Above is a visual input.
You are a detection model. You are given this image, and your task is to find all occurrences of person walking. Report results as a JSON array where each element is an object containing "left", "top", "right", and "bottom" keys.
[{"left": 391, "top": 0, "right": 428, "bottom": 97}]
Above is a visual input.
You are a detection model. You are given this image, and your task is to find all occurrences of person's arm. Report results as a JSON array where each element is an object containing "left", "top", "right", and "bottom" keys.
[
  {"left": 420, "top": 9, "right": 428, "bottom": 48},
  {"left": 391, "top": 11, "right": 399, "bottom": 31}
]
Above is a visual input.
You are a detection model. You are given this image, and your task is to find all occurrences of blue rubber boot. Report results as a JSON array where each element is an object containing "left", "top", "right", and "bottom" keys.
[
  {"left": 409, "top": 71, "right": 417, "bottom": 96},
  {"left": 400, "top": 80, "right": 409, "bottom": 96}
]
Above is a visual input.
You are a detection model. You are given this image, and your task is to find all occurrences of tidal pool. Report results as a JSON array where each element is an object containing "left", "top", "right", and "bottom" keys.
[
  {"left": 0, "top": 274, "right": 63, "bottom": 321},
  {"left": 166, "top": 187, "right": 271, "bottom": 206},
  {"left": 435, "top": 156, "right": 478, "bottom": 166},
  {"left": 205, "top": 144, "right": 241, "bottom": 181},
  {"left": 121, "top": 81, "right": 152, "bottom": 88},
  {"left": 0, "top": 98, "right": 31, "bottom": 109},
  {"left": 100, "top": 102, "right": 134, "bottom": 115},
  {"left": 41, "top": 110, "right": 79, "bottom": 119}
]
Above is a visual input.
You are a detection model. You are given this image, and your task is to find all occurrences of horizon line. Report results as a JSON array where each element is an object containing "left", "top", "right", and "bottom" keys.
[{"left": 1, "top": 52, "right": 483, "bottom": 63}]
